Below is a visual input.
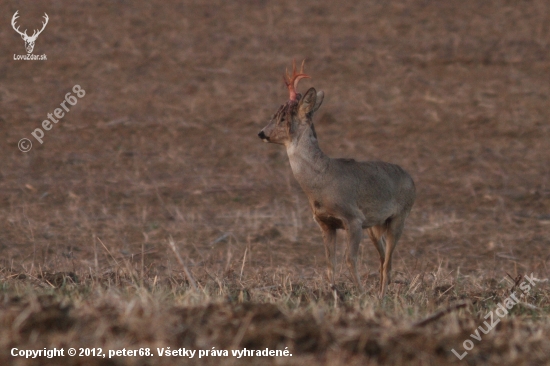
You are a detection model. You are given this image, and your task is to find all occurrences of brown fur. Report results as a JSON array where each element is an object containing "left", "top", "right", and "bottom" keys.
[{"left": 259, "top": 87, "right": 416, "bottom": 298}]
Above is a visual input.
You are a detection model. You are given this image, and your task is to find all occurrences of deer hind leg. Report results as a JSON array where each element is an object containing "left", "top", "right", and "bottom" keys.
[
  {"left": 379, "top": 216, "right": 406, "bottom": 299},
  {"left": 367, "top": 225, "right": 386, "bottom": 292},
  {"left": 316, "top": 219, "right": 337, "bottom": 286},
  {"left": 345, "top": 219, "right": 364, "bottom": 291}
]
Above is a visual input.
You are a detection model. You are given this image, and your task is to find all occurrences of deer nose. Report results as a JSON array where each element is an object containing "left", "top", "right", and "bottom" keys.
[{"left": 258, "top": 131, "right": 267, "bottom": 140}]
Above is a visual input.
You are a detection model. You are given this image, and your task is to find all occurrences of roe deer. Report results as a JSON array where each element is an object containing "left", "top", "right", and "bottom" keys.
[{"left": 258, "top": 61, "right": 415, "bottom": 298}]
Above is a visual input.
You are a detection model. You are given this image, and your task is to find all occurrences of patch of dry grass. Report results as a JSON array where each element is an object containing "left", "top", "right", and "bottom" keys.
[{"left": 0, "top": 259, "right": 549, "bottom": 365}]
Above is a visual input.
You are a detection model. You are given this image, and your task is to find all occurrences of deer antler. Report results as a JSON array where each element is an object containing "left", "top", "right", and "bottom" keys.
[
  {"left": 30, "top": 13, "right": 49, "bottom": 40},
  {"left": 11, "top": 11, "right": 48, "bottom": 40},
  {"left": 284, "top": 60, "right": 310, "bottom": 102},
  {"left": 11, "top": 11, "right": 28, "bottom": 38}
]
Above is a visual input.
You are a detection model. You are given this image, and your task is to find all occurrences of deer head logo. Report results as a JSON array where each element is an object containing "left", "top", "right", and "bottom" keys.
[{"left": 11, "top": 11, "right": 49, "bottom": 54}]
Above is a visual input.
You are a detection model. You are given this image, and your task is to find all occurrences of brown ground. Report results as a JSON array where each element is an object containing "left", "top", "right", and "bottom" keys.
[{"left": 1, "top": 0, "right": 549, "bottom": 365}]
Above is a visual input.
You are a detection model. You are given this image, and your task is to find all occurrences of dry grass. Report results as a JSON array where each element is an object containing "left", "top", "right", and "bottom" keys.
[
  {"left": 0, "top": 268, "right": 549, "bottom": 365},
  {"left": 1, "top": 0, "right": 550, "bottom": 365}
]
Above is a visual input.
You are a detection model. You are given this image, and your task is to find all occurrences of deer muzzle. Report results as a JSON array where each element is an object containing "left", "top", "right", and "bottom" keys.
[{"left": 258, "top": 131, "right": 269, "bottom": 142}]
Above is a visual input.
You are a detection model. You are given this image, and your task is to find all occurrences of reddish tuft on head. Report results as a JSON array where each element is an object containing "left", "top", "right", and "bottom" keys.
[{"left": 284, "top": 60, "right": 310, "bottom": 102}]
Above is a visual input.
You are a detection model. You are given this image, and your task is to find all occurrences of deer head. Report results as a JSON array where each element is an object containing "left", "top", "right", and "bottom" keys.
[
  {"left": 258, "top": 61, "right": 324, "bottom": 146},
  {"left": 12, "top": 11, "right": 49, "bottom": 54}
]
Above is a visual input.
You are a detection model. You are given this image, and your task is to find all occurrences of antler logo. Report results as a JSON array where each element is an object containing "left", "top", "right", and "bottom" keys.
[{"left": 11, "top": 11, "right": 49, "bottom": 54}]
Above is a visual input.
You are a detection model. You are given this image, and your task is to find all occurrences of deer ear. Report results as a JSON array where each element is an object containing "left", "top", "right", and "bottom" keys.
[
  {"left": 298, "top": 87, "right": 317, "bottom": 116},
  {"left": 313, "top": 91, "right": 324, "bottom": 113}
]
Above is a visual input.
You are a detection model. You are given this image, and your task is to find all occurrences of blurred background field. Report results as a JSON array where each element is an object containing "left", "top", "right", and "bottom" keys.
[{"left": 0, "top": 0, "right": 549, "bottom": 365}]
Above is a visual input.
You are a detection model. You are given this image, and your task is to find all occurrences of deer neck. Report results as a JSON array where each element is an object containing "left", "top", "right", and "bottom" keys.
[{"left": 286, "top": 125, "right": 329, "bottom": 188}]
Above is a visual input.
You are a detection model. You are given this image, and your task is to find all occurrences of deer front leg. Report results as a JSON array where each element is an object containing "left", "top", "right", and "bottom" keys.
[
  {"left": 315, "top": 218, "right": 337, "bottom": 286},
  {"left": 345, "top": 219, "right": 364, "bottom": 292}
]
